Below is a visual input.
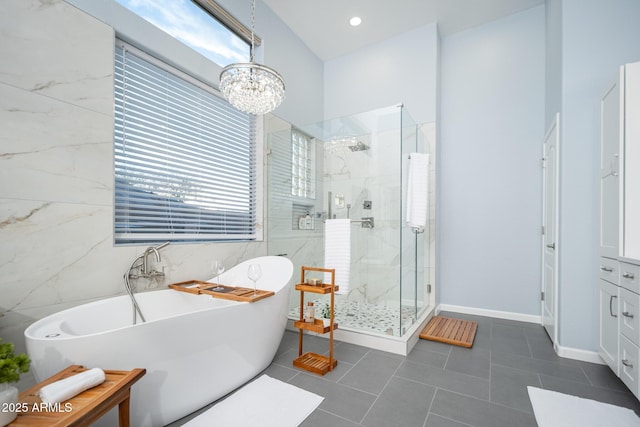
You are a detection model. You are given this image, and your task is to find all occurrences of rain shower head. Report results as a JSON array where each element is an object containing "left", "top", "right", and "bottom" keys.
[{"left": 348, "top": 141, "right": 370, "bottom": 152}]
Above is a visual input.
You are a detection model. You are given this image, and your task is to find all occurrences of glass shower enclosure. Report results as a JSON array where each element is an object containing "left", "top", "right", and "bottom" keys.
[{"left": 266, "top": 104, "right": 433, "bottom": 337}]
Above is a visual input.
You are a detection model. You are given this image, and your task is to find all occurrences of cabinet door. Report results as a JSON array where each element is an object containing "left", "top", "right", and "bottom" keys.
[
  {"left": 624, "top": 61, "right": 640, "bottom": 260},
  {"left": 600, "top": 74, "right": 621, "bottom": 258},
  {"left": 599, "top": 279, "right": 620, "bottom": 373}
]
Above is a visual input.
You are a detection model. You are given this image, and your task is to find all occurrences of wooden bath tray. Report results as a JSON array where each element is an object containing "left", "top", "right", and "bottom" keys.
[{"left": 168, "top": 280, "right": 274, "bottom": 303}]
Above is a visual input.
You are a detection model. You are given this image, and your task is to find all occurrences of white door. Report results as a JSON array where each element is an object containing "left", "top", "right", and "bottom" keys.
[{"left": 542, "top": 113, "right": 560, "bottom": 346}]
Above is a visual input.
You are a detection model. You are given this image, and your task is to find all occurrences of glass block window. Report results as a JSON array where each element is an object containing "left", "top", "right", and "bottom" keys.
[{"left": 291, "top": 129, "right": 315, "bottom": 199}]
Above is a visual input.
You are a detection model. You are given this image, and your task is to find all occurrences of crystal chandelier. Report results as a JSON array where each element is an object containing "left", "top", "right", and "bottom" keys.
[{"left": 219, "top": 0, "right": 285, "bottom": 115}]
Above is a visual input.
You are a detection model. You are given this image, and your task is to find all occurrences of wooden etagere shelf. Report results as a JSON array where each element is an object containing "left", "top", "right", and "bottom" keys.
[{"left": 292, "top": 266, "right": 338, "bottom": 375}]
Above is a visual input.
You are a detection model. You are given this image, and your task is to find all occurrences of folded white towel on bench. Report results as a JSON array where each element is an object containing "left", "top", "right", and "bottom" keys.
[{"left": 38, "top": 368, "right": 106, "bottom": 403}]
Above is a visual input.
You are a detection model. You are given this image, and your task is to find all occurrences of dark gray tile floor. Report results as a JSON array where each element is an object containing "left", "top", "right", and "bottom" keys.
[{"left": 170, "top": 312, "right": 640, "bottom": 426}]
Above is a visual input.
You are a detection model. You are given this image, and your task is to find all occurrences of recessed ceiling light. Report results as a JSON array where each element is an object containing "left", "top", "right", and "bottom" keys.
[{"left": 349, "top": 16, "right": 362, "bottom": 27}]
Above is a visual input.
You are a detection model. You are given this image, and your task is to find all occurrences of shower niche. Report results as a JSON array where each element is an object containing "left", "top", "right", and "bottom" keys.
[{"left": 266, "top": 105, "right": 436, "bottom": 350}]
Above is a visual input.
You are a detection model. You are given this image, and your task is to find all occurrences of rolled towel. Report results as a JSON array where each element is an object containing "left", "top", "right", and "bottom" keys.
[{"left": 38, "top": 368, "right": 106, "bottom": 403}]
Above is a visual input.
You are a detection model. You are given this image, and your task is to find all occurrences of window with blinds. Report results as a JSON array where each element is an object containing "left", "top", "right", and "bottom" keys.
[{"left": 114, "top": 42, "right": 257, "bottom": 244}]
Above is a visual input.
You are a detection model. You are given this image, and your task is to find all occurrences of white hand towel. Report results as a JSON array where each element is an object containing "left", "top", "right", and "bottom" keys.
[
  {"left": 38, "top": 368, "right": 106, "bottom": 403},
  {"left": 406, "top": 153, "right": 429, "bottom": 229},
  {"left": 324, "top": 219, "right": 351, "bottom": 295}
]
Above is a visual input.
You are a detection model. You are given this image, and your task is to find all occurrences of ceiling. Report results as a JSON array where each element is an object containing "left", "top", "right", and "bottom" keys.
[{"left": 262, "top": 0, "right": 544, "bottom": 61}]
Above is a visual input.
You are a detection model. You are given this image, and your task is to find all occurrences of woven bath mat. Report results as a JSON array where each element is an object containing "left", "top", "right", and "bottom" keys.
[{"left": 419, "top": 315, "right": 477, "bottom": 348}]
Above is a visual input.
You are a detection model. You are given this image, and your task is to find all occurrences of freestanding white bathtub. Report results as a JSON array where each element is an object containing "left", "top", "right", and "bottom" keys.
[{"left": 24, "top": 256, "right": 293, "bottom": 427}]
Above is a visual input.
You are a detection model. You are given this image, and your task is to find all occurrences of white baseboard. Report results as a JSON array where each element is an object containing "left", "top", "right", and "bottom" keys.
[
  {"left": 437, "top": 304, "right": 541, "bottom": 324},
  {"left": 556, "top": 345, "right": 605, "bottom": 364},
  {"left": 436, "top": 304, "right": 605, "bottom": 364}
]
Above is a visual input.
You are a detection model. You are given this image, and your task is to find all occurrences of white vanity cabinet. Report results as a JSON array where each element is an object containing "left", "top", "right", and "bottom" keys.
[
  {"left": 599, "top": 277, "right": 619, "bottom": 373},
  {"left": 599, "top": 61, "right": 640, "bottom": 399}
]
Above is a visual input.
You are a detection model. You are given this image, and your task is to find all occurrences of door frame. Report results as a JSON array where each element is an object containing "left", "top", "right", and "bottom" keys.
[{"left": 541, "top": 112, "right": 560, "bottom": 349}]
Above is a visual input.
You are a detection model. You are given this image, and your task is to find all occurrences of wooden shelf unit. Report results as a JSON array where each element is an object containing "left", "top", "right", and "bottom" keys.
[{"left": 292, "top": 266, "right": 338, "bottom": 375}]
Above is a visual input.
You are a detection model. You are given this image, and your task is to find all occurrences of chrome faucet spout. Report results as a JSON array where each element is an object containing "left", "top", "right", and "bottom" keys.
[
  {"left": 124, "top": 241, "right": 170, "bottom": 325},
  {"left": 142, "top": 247, "right": 160, "bottom": 275},
  {"left": 141, "top": 242, "right": 170, "bottom": 275}
]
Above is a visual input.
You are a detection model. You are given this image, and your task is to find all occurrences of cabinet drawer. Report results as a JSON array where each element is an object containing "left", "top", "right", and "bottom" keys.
[
  {"left": 600, "top": 257, "right": 619, "bottom": 284},
  {"left": 620, "top": 287, "right": 640, "bottom": 346},
  {"left": 620, "top": 334, "right": 640, "bottom": 398},
  {"left": 620, "top": 261, "right": 640, "bottom": 294}
]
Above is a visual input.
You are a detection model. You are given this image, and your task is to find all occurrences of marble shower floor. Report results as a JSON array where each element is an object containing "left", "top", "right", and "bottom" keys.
[{"left": 288, "top": 299, "right": 417, "bottom": 336}]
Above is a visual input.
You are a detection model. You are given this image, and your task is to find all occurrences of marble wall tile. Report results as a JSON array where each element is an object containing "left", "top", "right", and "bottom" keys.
[
  {"left": 0, "top": 83, "right": 113, "bottom": 205},
  {"left": 0, "top": 200, "right": 117, "bottom": 311},
  {"left": 0, "top": 0, "right": 114, "bottom": 115}
]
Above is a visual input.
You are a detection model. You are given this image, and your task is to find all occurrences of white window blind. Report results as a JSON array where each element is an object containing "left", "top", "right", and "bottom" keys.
[{"left": 114, "top": 42, "right": 257, "bottom": 244}]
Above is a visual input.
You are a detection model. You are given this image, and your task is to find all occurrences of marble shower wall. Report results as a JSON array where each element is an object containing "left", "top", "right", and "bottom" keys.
[
  {"left": 324, "top": 126, "right": 404, "bottom": 306},
  {"left": 0, "top": 0, "right": 266, "bottom": 365}
]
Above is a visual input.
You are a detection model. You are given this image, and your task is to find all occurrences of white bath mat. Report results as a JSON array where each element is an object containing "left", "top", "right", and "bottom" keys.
[
  {"left": 183, "top": 374, "right": 323, "bottom": 427},
  {"left": 527, "top": 386, "right": 640, "bottom": 427}
]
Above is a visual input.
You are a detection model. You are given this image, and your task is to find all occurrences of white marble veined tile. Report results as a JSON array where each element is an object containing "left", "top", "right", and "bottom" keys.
[
  {"left": 0, "top": 201, "right": 119, "bottom": 311},
  {"left": 0, "top": 197, "right": 268, "bottom": 313},
  {"left": 0, "top": 0, "right": 114, "bottom": 115},
  {"left": 0, "top": 83, "right": 113, "bottom": 205}
]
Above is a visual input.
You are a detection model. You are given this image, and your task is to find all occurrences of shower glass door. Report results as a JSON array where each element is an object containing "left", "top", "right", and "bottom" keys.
[{"left": 266, "top": 105, "right": 431, "bottom": 337}]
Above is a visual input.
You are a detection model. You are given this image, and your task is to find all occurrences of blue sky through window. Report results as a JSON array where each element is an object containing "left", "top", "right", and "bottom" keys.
[{"left": 115, "top": 0, "right": 249, "bottom": 66}]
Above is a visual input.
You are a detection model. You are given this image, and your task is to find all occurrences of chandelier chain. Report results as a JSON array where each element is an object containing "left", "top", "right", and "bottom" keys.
[{"left": 250, "top": 0, "right": 256, "bottom": 62}]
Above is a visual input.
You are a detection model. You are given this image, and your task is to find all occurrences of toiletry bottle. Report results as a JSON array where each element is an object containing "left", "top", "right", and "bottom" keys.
[
  {"left": 305, "top": 213, "right": 312, "bottom": 229},
  {"left": 298, "top": 215, "right": 306, "bottom": 230},
  {"left": 304, "top": 301, "right": 315, "bottom": 322}
]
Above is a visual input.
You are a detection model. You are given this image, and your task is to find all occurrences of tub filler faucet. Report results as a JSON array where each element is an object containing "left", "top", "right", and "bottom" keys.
[
  {"left": 124, "top": 242, "right": 170, "bottom": 324},
  {"left": 142, "top": 246, "right": 161, "bottom": 277}
]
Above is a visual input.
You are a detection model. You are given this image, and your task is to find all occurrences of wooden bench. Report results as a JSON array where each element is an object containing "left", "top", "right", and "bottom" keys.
[{"left": 9, "top": 365, "right": 145, "bottom": 427}]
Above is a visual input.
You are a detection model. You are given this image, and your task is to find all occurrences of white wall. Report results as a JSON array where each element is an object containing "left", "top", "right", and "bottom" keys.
[
  {"left": 439, "top": 6, "right": 545, "bottom": 315},
  {"left": 554, "top": 0, "right": 640, "bottom": 350},
  {"left": 324, "top": 23, "right": 438, "bottom": 124},
  {"left": 545, "top": 0, "right": 562, "bottom": 128}
]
